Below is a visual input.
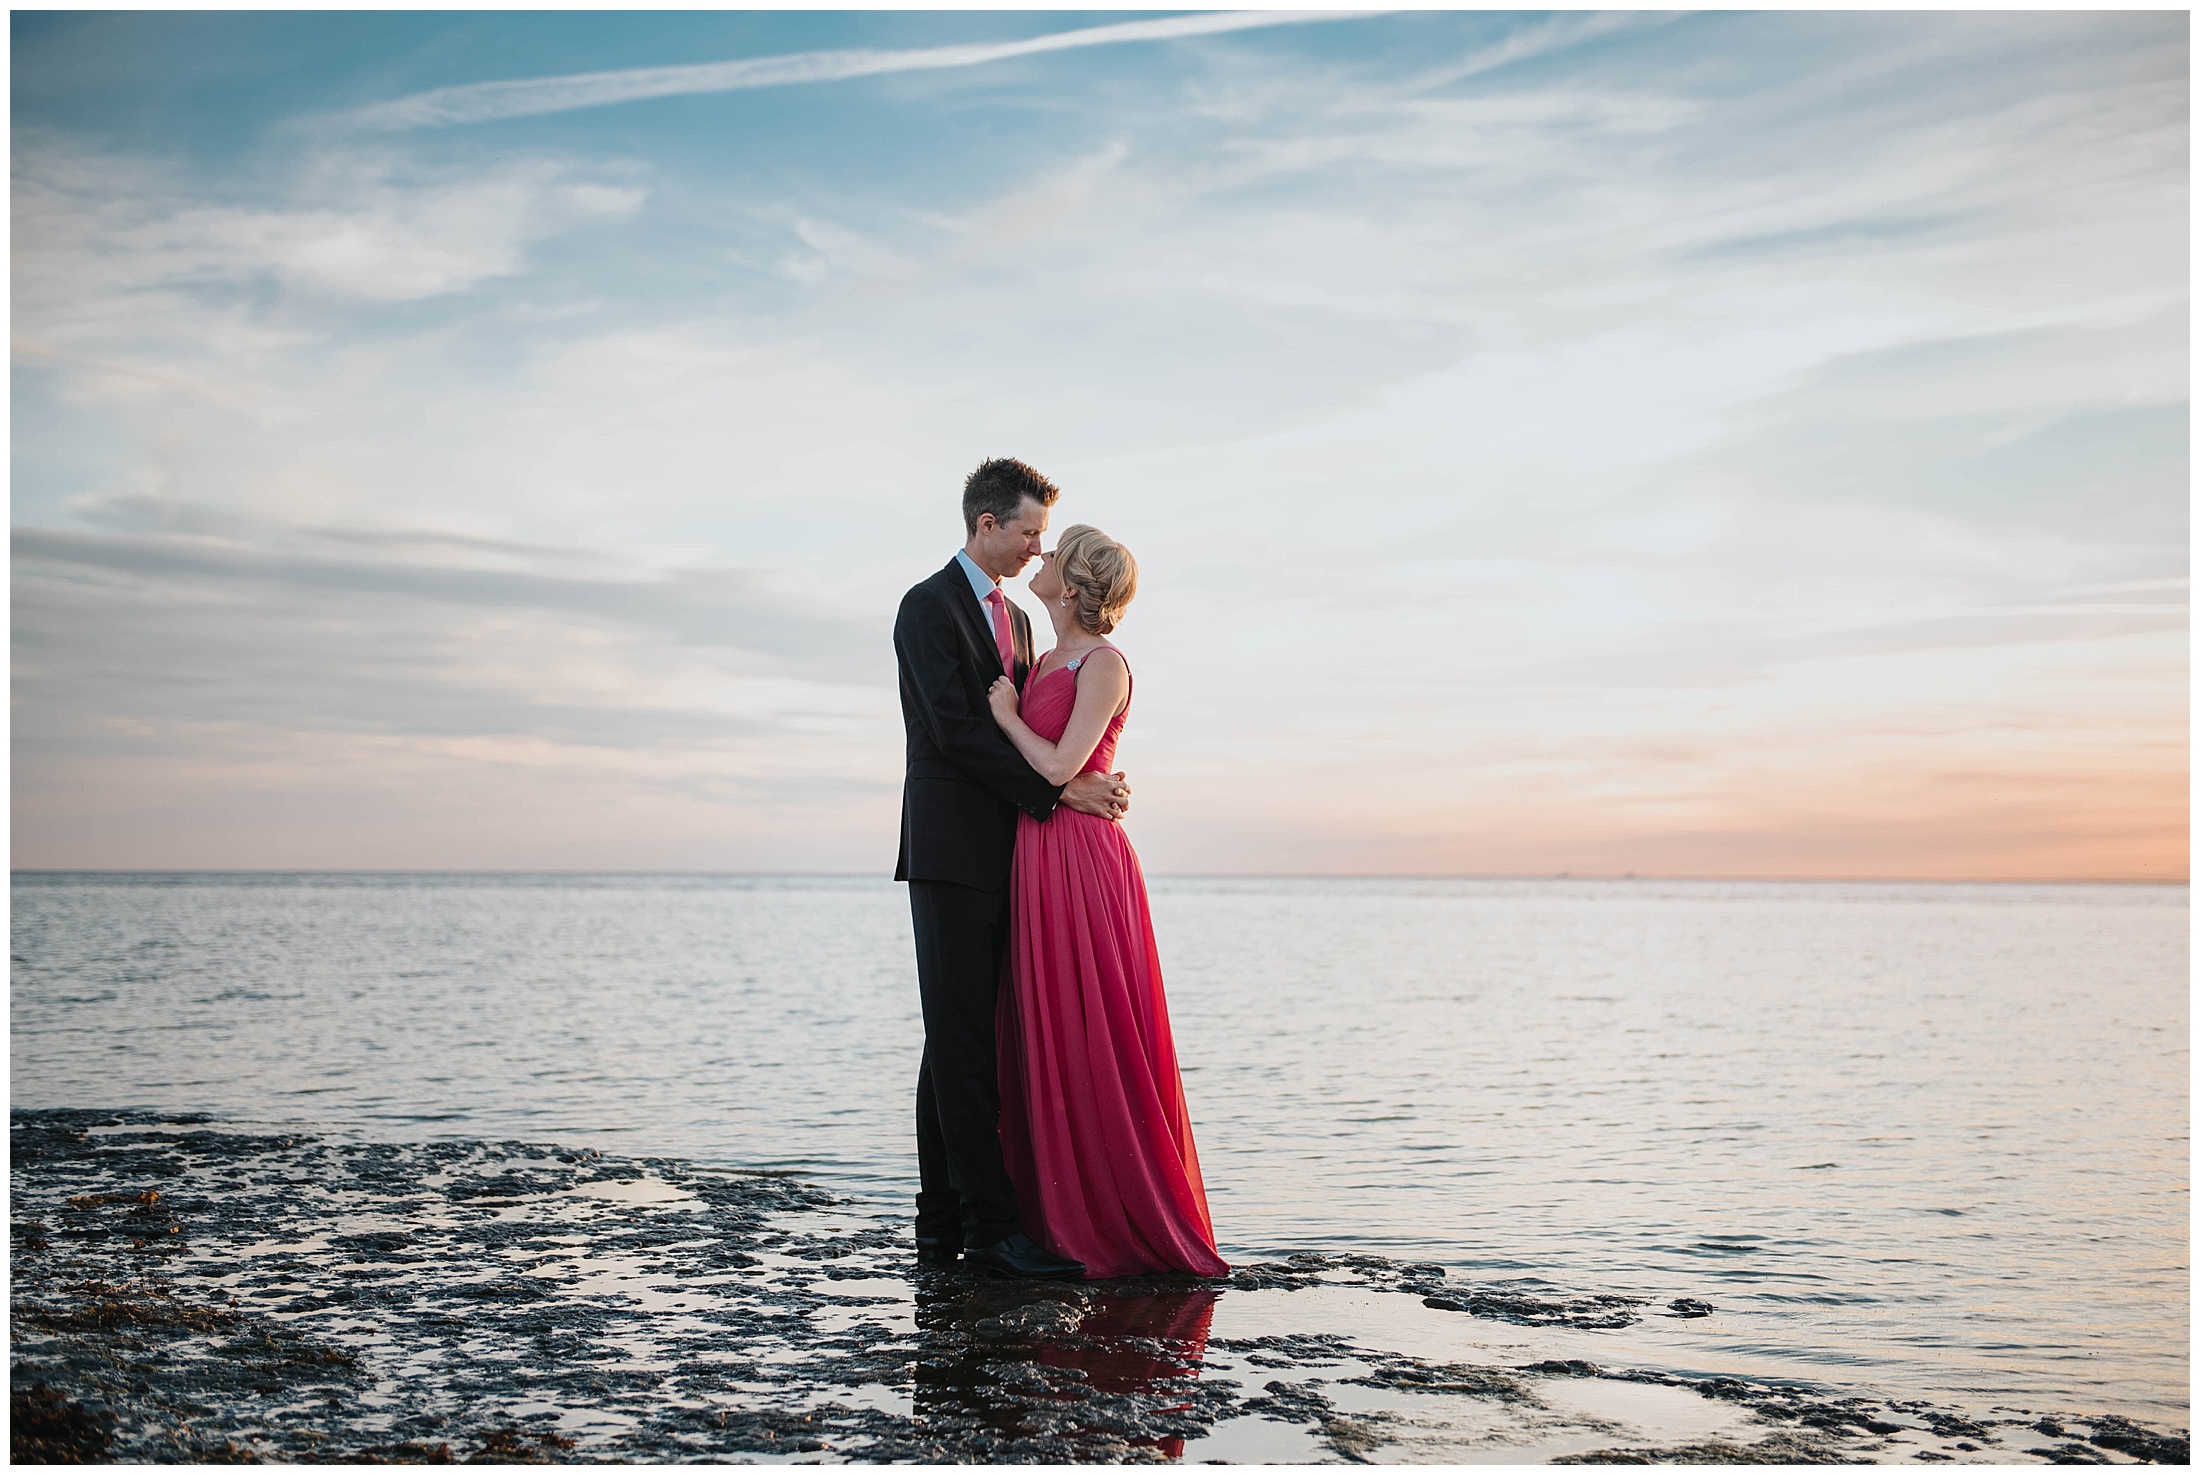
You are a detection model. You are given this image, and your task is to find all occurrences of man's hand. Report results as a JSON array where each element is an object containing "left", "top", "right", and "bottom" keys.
[{"left": 1061, "top": 770, "right": 1130, "bottom": 822}]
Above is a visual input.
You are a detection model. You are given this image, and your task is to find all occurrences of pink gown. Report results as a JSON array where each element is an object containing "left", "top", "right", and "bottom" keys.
[{"left": 996, "top": 646, "right": 1229, "bottom": 1279}]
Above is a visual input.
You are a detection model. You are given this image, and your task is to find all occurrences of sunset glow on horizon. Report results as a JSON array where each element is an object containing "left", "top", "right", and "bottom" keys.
[{"left": 12, "top": 11, "right": 2188, "bottom": 881}]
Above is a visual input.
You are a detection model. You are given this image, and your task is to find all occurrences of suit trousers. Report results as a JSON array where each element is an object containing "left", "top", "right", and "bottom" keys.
[{"left": 907, "top": 878, "right": 1023, "bottom": 1247}]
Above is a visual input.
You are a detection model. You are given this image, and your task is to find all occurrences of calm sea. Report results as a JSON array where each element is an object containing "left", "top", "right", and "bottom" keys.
[{"left": 10, "top": 873, "right": 2187, "bottom": 1426}]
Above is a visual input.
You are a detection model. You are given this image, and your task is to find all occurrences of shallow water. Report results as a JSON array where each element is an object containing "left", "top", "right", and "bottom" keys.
[{"left": 11, "top": 872, "right": 2188, "bottom": 1427}]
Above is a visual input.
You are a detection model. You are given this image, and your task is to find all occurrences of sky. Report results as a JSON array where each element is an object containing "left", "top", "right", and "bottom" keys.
[{"left": 11, "top": 9, "right": 2188, "bottom": 879}]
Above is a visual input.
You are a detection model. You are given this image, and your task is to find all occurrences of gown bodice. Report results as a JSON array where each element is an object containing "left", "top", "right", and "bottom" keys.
[{"left": 1019, "top": 647, "right": 1128, "bottom": 776}]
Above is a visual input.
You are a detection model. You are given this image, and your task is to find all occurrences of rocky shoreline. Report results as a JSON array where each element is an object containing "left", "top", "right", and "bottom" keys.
[{"left": 10, "top": 1109, "right": 2187, "bottom": 1465}]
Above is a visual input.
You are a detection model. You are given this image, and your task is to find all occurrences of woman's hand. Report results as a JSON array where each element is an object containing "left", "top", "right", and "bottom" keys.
[{"left": 987, "top": 675, "right": 1020, "bottom": 725}]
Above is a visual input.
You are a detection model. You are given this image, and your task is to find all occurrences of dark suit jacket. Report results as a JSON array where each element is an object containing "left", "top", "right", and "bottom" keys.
[{"left": 895, "top": 559, "right": 1062, "bottom": 889}]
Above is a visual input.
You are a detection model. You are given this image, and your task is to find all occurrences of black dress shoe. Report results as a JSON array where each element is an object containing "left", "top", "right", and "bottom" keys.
[
  {"left": 963, "top": 1232, "right": 1085, "bottom": 1280},
  {"left": 915, "top": 1235, "right": 959, "bottom": 1268}
]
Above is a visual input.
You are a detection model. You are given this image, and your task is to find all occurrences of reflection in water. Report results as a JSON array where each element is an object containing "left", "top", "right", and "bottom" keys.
[
  {"left": 912, "top": 1281, "right": 1222, "bottom": 1458},
  {"left": 1040, "top": 1290, "right": 1222, "bottom": 1459}
]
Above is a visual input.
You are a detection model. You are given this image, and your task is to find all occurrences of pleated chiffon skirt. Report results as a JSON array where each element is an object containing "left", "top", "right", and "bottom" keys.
[{"left": 996, "top": 806, "right": 1228, "bottom": 1279}]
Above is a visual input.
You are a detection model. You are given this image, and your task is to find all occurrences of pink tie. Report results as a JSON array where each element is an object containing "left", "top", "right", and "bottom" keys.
[{"left": 984, "top": 588, "right": 1015, "bottom": 677}]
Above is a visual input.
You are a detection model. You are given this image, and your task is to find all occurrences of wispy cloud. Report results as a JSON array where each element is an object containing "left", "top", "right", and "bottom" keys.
[
  {"left": 15, "top": 511, "right": 881, "bottom": 686},
  {"left": 12, "top": 507, "right": 899, "bottom": 868},
  {"left": 343, "top": 11, "right": 1381, "bottom": 130},
  {"left": 1403, "top": 9, "right": 1669, "bottom": 92},
  {"left": 11, "top": 337, "right": 256, "bottom": 408},
  {"left": 15, "top": 136, "right": 646, "bottom": 320}
]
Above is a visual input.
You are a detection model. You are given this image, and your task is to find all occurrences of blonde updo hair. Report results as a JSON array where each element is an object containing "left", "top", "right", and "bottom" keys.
[{"left": 1054, "top": 524, "right": 1139, "bottom": 636}]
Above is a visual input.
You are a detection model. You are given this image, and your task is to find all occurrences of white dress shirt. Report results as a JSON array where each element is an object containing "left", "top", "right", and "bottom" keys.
[{"left": 954, "top": 548, "right": 1014, "bottom": 655}]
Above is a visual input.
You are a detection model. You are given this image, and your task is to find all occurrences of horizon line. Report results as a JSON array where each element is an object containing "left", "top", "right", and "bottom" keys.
[{"left": 9, "top": 868, "right": 2187, "bottom": 886}]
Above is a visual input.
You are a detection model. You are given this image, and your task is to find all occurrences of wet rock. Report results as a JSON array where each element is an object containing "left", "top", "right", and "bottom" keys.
[
  {"left": 1320, "top": 1415, "right": 1392, "bottom": 1463},
  {"left": 11, "top": 1382, "right": 114, "bottom": 1462},
  {"left": 1241, "top": 1377, "right": 1338, "bottom": 1423},
  {"left": 2025, "top": 1444, "right": 2111, "bottom": 1465},
  {"left": 1919, "top": 1410, "right": 1996, "bottom": 1440},
  {"left": 1667, "top": 1297, "right": 1715, "bottom": 1317},
  {"left": 2085, "top": 1414, "right": 2189, "bottom": 1464},
  {"left": 1788, "top": 1399, "right": 1888, "bottom": 1434},
  {"left": 469, "top": 1425, "right": 579, "bottom": 1462},
  {"left": 1226, "top": 1251, "right": 1433, "bottom": 1294},
  {"left": 1237, "top": 1378, "right": 1395, "bottom": 1462},
  {"left": 1425, "top": 1290, "right": 1647, "bottom": 1330},
  {"left": 1556, "top": 1431, "right": 1855, "bottom": 1464},
  {"left": 1212, "top": 1331, "right": 1356, "bottom": 1366},
  {"left": 348, "top": 1438, "right": 458, "bottom": 1462},
  {"left": 11, "top": 1110, "right": 1266, "bottom": 1463},
  {"left": 1349, "top": 1358, "right": 1540, "bottom": 1404},
  {"left": 14, "top": 1108, "right": 2182, "bottom": 1467},
  {"left": 1227, "top": 1250, "right": 1658, "bottom": 1332}
]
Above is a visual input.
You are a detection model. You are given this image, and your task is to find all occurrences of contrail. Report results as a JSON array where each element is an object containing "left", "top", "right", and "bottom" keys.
[
  {"left": 348, "top": 11, "right": 1382, "bottom": 131},
  {"left": 12, "top": 338, "right": 254, "bottom": 409}
]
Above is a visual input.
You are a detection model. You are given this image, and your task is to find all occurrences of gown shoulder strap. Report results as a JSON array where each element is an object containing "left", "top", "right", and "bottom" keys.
[
  {"left": 1068, "top": 647, "right": 1130, "bottom": 718},
  {"left": 1064, "top": 643, "right": 1126, "bottom": 673}
]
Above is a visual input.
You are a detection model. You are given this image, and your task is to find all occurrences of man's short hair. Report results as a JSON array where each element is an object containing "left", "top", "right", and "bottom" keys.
[{"left": 962, "top": 457, "right": 1061, "bottom": 536}]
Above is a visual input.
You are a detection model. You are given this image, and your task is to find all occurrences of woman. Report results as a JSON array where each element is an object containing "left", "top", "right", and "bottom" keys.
[{"left": 985, "top": 525, "right": 1228, "bottom": 1279}]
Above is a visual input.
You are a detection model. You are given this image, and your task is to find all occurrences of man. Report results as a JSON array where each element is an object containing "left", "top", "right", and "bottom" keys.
[{"left": 894, "top": 457, "right": 1130, "bottom": 1279}]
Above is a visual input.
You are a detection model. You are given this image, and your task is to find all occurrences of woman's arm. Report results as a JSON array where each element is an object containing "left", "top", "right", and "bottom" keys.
[{"left": 987, "top": 650, "right": 1130, "bottom": 786}]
